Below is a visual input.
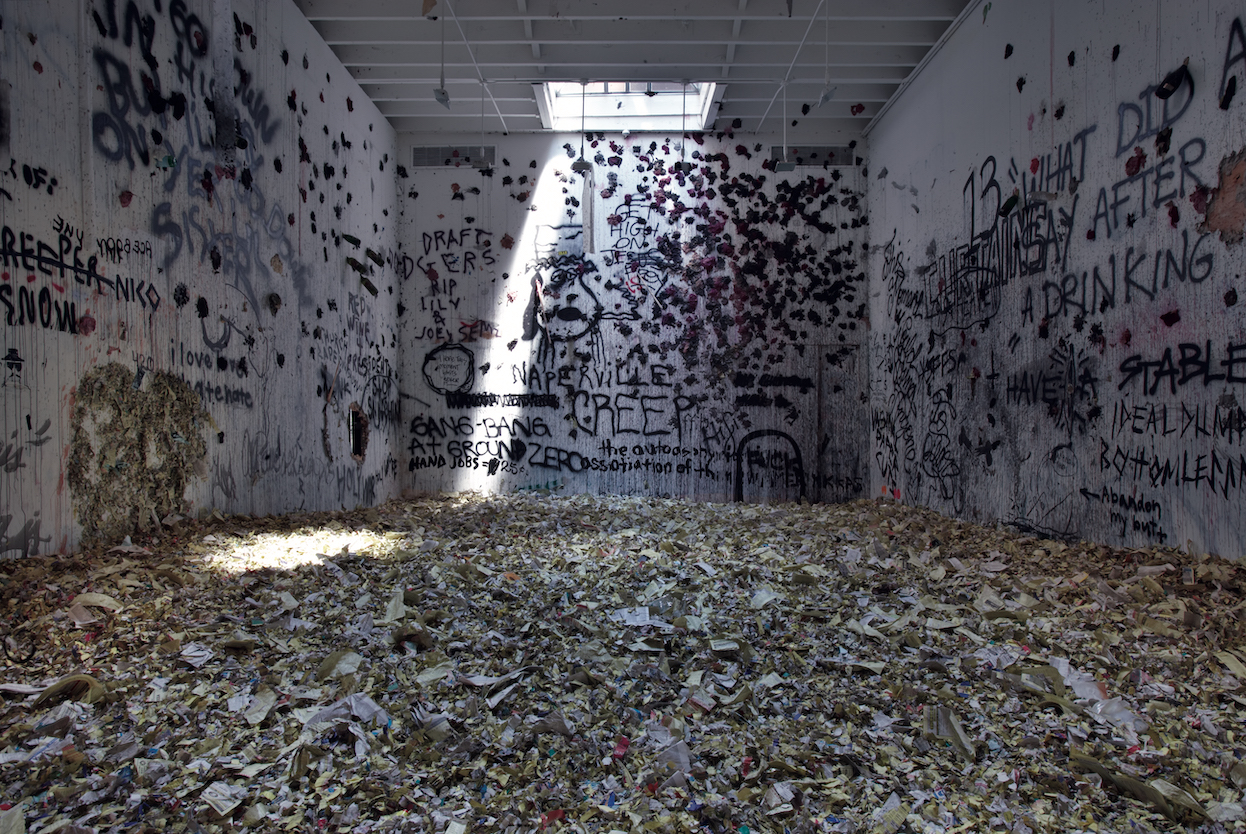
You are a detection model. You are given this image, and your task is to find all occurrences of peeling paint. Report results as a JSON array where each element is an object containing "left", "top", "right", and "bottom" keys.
[{"left": 1204, "top": 148, "right": 1246, "bottom": 244}]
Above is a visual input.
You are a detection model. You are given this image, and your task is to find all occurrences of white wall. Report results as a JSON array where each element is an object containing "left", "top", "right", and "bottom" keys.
[
  {"left": 396, "top": 130, "right": 870, "bottom": 502},
  {"left": 868, "top": 0, "right": 1246, "bottom": 554},
  {"left": 34, "top": 0, "right": 1236, "bottom": 555},
  {"left": 0, "top": 0, "right": 401, "bottom": 555}
]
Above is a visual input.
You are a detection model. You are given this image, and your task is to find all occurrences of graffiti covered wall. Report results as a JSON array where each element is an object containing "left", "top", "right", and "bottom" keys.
[
  {"left": 868, "top": 0, "right": 1246, "bottom": 554},
  {"left": 397, "top": 133, "right": 869, "bottom": 502},
  {"left": 1, "top": 0, "right": 401, "bottom": 554}
]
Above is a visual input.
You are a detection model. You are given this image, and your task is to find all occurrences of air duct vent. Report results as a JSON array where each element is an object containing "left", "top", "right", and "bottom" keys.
[
  {"left": 411, "top": 145, "right": 496, "bottom": 168},
  {"left": 769, "top": 146, "right": 858, "bottom": 167}
]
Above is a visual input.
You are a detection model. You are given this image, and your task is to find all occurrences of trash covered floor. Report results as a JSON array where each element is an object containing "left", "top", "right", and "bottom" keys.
[{"left": 1, "top": 493, "right": 1244, "bottom": 834}]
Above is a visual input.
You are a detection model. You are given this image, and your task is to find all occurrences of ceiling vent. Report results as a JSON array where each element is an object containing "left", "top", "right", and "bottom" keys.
[
  {"left": 769, "top": 146, "right": 858, "bottom": 167},
  {"left": 411, "top": 146, "right": 496, "bottom": 168}
]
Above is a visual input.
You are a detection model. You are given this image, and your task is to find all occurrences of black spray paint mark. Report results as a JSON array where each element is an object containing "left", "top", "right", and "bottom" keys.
[
  {"left": 1155, "top": 126, "right": 1172, "bottom": 155},
  {"left": 1221, "top": 75, "right": 1237, "bottom": 110},
  {"left": 1219, "top": 18, "right": 1245, "bottom": 105},
  {"left": 167, "top": 92, "right": 186, "bottom": 120},
  {"left": 0, "top": 81, "right": 9, "bottom": 154}
]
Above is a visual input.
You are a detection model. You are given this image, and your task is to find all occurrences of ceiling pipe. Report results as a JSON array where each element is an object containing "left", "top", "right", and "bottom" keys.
[
  {"left": 816, "top": 0, "right": 836, "bottom": 107},
  {"left": 754, "top": 0, "right": 824, "bottom": 132},
  {"left": 442, "top": 0, "right": 510, "bottom": 133}
]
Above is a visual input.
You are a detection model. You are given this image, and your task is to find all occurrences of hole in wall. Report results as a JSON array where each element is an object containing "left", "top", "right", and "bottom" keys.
[{"left": 348, "top": 402, "right": 369, "bottom": 462}]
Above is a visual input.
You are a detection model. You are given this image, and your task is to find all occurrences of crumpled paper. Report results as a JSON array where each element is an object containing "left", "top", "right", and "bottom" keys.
[{"left": 0, "top": 493, "right": 1242, "bottom": 833}]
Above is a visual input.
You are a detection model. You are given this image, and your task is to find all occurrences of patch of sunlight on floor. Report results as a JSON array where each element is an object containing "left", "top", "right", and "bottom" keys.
[{"left": 200, "top": 528, "right": 400, "bottom": 574}]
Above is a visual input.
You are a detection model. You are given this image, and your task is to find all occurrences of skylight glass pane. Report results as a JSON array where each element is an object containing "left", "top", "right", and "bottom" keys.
[{"left": 541, "top": 82, "right": 718, "bottom": 132}]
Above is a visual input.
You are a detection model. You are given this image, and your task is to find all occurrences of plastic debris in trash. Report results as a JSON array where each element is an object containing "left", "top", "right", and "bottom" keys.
[{"left": 1, "top": 492, "right": 1244, "bottom": 834}]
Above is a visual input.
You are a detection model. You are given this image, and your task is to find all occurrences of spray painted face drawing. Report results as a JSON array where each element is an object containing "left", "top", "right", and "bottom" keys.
[{"left": 535, "top": 254, "right": 603, "bottom": 341}]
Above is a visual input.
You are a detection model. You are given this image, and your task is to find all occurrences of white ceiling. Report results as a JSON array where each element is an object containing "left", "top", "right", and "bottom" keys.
[{"left": 294, "top": 0, "right": 972, "bottom": 140}]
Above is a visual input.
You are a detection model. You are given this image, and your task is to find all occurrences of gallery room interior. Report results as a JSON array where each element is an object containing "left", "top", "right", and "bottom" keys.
[{"left": 2, "top": 0, "right": 1246, "bottom": 831}]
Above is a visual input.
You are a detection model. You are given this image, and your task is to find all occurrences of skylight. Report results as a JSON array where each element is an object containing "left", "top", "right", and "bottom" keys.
[{"left": 536, "top": 81, "right": 720, "bottom": 132}]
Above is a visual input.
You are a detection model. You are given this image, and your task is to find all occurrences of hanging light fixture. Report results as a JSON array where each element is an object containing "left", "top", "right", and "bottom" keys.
[
  {"left": 572, "top": 81, "right": 595, "bottom": 253},
  {"left": 472, "top": 79, "right": 489, "bottom": 169},
  {"left": 775, "top": 82, "right": 796, "bottom": 171},
  {"left": 571, "top": 80, "right": 592, "bottom": 173},
  {"left": 433, "top": 9, "right": 450, "bottom": 108},
  {"left": 816, "top": 0, "right": 836, "bottom": 107},
  {"left": 672, "top": 81, "right": 689, "bottom": 173}
]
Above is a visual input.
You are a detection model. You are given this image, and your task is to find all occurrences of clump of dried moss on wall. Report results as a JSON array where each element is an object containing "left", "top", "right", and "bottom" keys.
[{"left": 67, "top": 364, "right": 210, "bottom": 546}]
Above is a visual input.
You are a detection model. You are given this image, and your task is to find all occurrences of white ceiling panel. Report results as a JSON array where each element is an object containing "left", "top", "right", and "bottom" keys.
[{"left": 294, "top": 0, "right": 973, "bottom": 141}]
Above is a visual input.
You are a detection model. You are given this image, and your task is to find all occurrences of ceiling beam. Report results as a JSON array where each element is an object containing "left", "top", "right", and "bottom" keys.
[
  {"left": 329, "top": 42, "right": 931, "bottom": 73},
  {"left": 309, "top": 18, "right": 950, "bottom": 45},
  {"left": 387, "top": 114, "right": 873, "bottom": 137},
  {"left": 363, "top": 81, "right": 898, "bottom": 103},
  {"left": 516, "top": 0, "right": 541, "bottom": 66},
  {"left": 297, "top": 0, "right": 964, "bottom": 21},
  {"left": 723, "top": 0, "right": 747, "bottom": 79},
  {"left": 352, "top": 63, "right": 913, "bottom": 83}
]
